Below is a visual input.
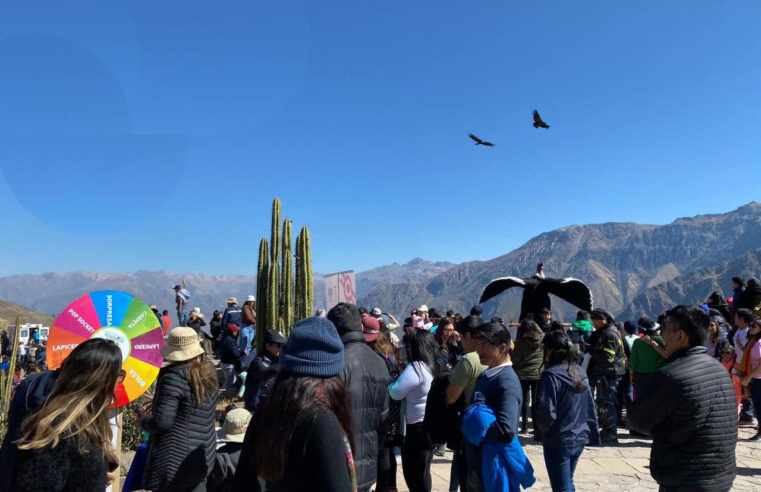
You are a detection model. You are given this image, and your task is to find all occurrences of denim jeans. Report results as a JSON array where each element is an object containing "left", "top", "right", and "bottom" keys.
[
  {"left": 543, "top": 445, "right": 584, "bottom": 492},
  {"left": 592, "top": 376, "right": 619, "bottom": 437},
  {"left": 239, "top": 325, "right": 255, "bottom": 354},
  {"left": 177, "top": 309, "right": 189, "bottom": 327}
]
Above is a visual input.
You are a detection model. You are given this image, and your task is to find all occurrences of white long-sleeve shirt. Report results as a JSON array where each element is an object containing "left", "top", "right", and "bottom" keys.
[{"left": 389, "top": 361, "right": 433, "bottom": 424}]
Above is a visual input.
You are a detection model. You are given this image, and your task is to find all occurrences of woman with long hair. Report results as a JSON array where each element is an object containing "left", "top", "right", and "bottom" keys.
[
  {"left": 434, "top": 317, "right": 462, "bottom": 371},
  {"left": 141, "top": 327, "right": 219, "bottom": 492},
  {"left": 536, "top": 331, "right": 599, "bottom": 491},
  {"left": 389, "top": 329, "right": 438, "bottom": 492},
  {"left": 235, "top": 316, "right": 354, "bottom": 491},
  {"left": 367, "top": 330, "right": 402, "bottom": 492},
  {"left": 511, "top": 319, "right": 545, "bottom": 436},
  {"left": 12, "top": 338, "right": 123, "bottom": 492},
  {"left": 739, "top": 319, "right": 761, "bottom": 441},
  {"left": 705, "top": 315, "right": 730, "bottom": 359}
]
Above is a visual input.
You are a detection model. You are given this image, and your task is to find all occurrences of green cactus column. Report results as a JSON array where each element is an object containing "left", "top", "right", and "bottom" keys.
[
  {"left": 268, "top": 198, "right": 281, "bottom": 331},
  {"left": 295, "top": 226, "right": 313, "bottom": 320},
  {"left": 266, "top": 260, "right": 280, "bottom": 331},
  {"left": 255, "top": 238, "right": 269, "bottom": 351},
  {"left": 294, "top": 232, "right": 304, "bottom": 321},
  {"left": 281, "top": 219, "right": 294, "bottom": 336},
  {"left": 302, "top": 226, "right": 313, "bottom": 317}
]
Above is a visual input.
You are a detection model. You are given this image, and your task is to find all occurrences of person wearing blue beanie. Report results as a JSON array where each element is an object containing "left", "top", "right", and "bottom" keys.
[
  {"left": 279, "top": 316, "right": 345, "bottom": 377},
  {"left": 235, "top": 317, "right": 356, "bottom": 492}
]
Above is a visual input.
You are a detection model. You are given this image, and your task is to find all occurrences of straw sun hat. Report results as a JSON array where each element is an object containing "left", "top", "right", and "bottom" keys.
[
  {"left": 219, "top": 408, "right": 252, "bottom": 443},
  {"left": 161, "top": 327, "right": 204, "bottom": 362}
]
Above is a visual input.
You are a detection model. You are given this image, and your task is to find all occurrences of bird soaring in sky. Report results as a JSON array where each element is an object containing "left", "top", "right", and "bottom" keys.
[
  {"left": 469, "top": 134, "right": 494, "bottom": 147},
  {"left": 479, "top": 263, "right": 592, "bottom": 321},
  {"left": 533, "top": 110, "right": 550, "bottom": 129}
]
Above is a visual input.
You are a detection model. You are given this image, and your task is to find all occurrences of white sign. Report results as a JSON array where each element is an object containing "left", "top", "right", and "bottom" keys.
[{"left": 324, "top": 271, "right": 357, "bottom": 311}]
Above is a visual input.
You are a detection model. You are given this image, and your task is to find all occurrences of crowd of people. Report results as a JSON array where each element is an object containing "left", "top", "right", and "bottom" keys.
[{"left": 0, "top": 275, "right": 759, "bottom": 492}]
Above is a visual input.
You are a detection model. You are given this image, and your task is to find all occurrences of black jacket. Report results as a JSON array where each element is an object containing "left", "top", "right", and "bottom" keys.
[
  {"left": 340, "top": 331, "right": 390, "bottom": 490},
  {"left": 208, "top": 442, "right": 243, "bottom": 492},
  {"left": 219, "top": 334, "right": 241, "bottom": 365},
  {"left": 234, "top": 407, "right": 354, "bottom": 492},
  {"left": 142, "top": 361, "right": 218, "bottom": 491},
  {"left": 736, "top": 278, "right": 761, "bottom": 311},
  {"left": 587, "top": 325, "right": 627, "bottom": 378},
  {"left": 187, "top": 316, "right": 207, "bottom": 335},
  {"left": 629, "top": 346, "right": 737, "bottom": 491},
  {"left": 244, "top": 351, "right": 279, "bottom": 412},
  {"left": 14, "top": 437, "right": 109, "bottom": 492},
  {"left": 0, "top": 370, "right": 59, "bottom": 492},
  {"left": 210, "top": 318, "right": 224, "bottom": 339}
]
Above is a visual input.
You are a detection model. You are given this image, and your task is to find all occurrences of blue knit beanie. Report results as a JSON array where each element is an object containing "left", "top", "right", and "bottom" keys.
[{"left": 279, "top": 316, "right": 344, "bottom": 377}]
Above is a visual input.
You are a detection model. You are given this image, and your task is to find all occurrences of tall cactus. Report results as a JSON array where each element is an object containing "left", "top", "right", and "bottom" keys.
[
  {"left": 266, "top": 261, "right": 280, "bottom": 331},
  {"left": 281, "top": 219, "right": 294, "bottom": 336},
  {"left": 255, "top": 238, "right": 269, "bottom": 351},
  {"left": 268, "top": 198, "right": 281, "bottom": 331},
  {"left": 302, "top": 226, "right": 314, "bottom": 316},
  {"left": 295, "top": 226, "right": 314, "bottom": 320},
  {"left": 294, "top": 232, "right": 304, "bottom": 320},
  {"left": 256, "top": 197, "right": 314, "bottom": 336}
]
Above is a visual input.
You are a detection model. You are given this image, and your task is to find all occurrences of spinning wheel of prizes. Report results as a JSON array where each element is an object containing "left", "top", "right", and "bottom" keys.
[{"left": 47, "top": 290, "right": 164, "bottom": 407}]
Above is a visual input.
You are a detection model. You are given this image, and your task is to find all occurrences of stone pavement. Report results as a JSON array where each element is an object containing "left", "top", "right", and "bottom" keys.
[{"left": 396, "top": 426, "right": 761, "bottom": 491}]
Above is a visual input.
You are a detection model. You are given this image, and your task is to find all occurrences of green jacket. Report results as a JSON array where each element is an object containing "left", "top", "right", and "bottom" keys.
[{"left": 512, "top": 332, "right": 545, "bottom": 381}]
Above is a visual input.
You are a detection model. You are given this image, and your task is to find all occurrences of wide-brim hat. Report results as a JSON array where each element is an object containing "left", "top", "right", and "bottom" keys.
[
  {"left": 246, "top": 295, "right": 256, "bottom": 302},
  {"left": 161, "top": 327, "right": 204, "bottom": 362},
  {"left": 218, "top": 408, "right": 252, "bottom": 443},
  {"left": 227, "top": 297, "right": 238, "bottom": 304}
]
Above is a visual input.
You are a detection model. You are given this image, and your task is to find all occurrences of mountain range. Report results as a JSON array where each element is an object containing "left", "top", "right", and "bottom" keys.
[
  {"left": 0, "top": 258, "right": 454, "bottom": 326},
  {"left": 1, "top": 203, "right": 760, "bottom": 326},
  {"left": 360, "top": 202, "right": 761, "bottom": 321}
]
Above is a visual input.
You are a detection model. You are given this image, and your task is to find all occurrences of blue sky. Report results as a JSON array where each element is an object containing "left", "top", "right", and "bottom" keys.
[{"left": 0, "top": 1, "right": 759, "bottom": 276}]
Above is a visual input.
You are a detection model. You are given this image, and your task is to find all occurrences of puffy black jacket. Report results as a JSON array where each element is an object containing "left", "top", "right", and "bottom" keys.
[
  {"left": 142, "top": 361, "right": 218, "bottom": 491},
  {"left": 587, "top": 325, "right": 627, "bottom": 378},
  {"left": 0, "top": 370, "right": 59, "bottom": 492},
  {"left": 629, "top": 346, "right": 737, "bottom": 491},
  {"left": 244, "top": 351, "right": 279, "bottom": 412},
  {"left": 340, "top": 331, "right": 390, "bottom": 491}
]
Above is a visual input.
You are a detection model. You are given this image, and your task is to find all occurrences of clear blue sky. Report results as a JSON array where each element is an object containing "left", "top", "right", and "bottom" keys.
[{"left": 0, "top": 1, "right": 759, "bottom": 276}]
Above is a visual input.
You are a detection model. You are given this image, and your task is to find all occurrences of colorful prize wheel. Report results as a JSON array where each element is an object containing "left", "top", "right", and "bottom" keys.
[{"left": 47, "top": 290, "right": 164, "bottom": 407}]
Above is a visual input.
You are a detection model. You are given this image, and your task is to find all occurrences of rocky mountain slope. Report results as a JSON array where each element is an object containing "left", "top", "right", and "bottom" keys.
[
  {"left": 0, "top": 258, "right": 454, "bottom": 323},
  {"left": 0, "top": 299, "right": 55, "bottom": 330},
  {"left": 620, "top": 248, "right": 761, "bottom": 320},
  {"left": 361, "top": 202, "right": 761, "bottom": 320}
]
